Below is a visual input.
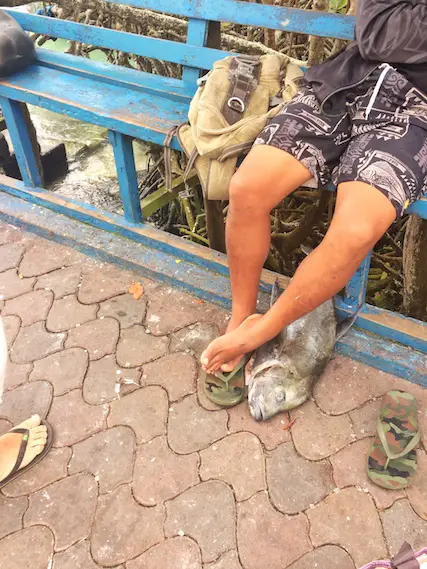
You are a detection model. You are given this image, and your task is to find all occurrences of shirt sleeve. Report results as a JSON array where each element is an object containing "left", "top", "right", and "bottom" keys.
[{"left": 356, "top": 0, "right": 427, "bottom": 64}]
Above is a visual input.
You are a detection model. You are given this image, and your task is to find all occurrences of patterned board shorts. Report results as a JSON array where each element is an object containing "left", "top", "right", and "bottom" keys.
[{"left": 254, "top": 66, "right": 427, "bottom": 217}]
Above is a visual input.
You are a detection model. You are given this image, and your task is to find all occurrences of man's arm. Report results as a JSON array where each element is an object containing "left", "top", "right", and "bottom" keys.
[{"left": 356, "top": 0, "right": 427, "bottom": 64}]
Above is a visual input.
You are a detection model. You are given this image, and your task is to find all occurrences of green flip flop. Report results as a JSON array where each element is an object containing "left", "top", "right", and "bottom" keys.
[
  {"left": 367, "top": 390, "right": 421, "bottom": 490},
  {"left": 203, "top": 355, "right": 250, "bottom": 408}
]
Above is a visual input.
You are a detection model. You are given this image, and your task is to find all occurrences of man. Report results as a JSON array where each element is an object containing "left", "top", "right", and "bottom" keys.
[{"left": 201, "top": 0, "right": 427, "bottom": 379}]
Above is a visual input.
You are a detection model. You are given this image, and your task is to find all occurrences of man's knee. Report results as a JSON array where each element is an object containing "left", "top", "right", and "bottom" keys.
[
  {"left": 330, "top": 218, "right": 381, "bottom": 255},
  {"left": 229, "top": 171, "right": 267, "bottom": 214}
]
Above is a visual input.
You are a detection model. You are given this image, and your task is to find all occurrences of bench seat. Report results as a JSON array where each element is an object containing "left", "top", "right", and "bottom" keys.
[{"left": 0, "top": 50, "right": 191, "bottom": 150}]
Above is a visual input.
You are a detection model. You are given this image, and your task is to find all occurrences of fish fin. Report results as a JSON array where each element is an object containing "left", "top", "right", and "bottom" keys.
[
  {"left": 336, "top": 303, "right": 363, "bottom": 341},
  {"left": 300, "top": 244, "right": 313, "bottom": 256},
  {"left": 270, "top": 278, "right": 281, "bottom": 308}
]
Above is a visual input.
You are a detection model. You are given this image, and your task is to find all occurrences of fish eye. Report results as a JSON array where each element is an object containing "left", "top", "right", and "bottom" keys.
[{"left": 275, "top": 389, "right": 286, "bottom": 402}]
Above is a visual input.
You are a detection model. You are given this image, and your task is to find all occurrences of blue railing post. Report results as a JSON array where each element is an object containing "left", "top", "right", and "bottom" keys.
[
  {"left": 0, "top": 97, "right": 43, "bottom": 188},
  {"left": 108, "top": 130, "right": 143, "bottom": 224}
]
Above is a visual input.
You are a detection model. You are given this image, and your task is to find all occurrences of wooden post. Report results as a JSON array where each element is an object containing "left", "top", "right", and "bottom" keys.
[
  {"left": 403, "top": 215, "right": 427, "bottom": 320},
  {"left": 203, "top": 20, "right": 227, "bottom": 254}
]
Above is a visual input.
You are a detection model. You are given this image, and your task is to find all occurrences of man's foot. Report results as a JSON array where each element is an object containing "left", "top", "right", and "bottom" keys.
[
  {"left": 0, "top": 415, "right": 48, "bottom": 483},
  {"left": 201, "top": 314, "right": 263, "bottom": 373},
  {"left": 219, "top": 315, "right": 251, "bottom": 372}
]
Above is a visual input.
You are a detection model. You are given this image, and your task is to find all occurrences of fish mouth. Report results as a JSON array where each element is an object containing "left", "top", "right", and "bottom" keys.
[{"left": 249, "top": 399, "right": 266, "bottom": 422}]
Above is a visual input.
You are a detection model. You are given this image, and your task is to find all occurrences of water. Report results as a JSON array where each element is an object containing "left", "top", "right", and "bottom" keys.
[{"left": 20, "top": 39, "right": 150, "bottom": 213}]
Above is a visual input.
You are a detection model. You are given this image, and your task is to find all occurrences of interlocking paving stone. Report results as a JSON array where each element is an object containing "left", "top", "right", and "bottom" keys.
[
  {"left": 83, "top": 354, "right": 140, "bottom": 405},
  {"left": 0, "top": 269, "right": 35, "bottom": 301},
  {"left": 116, "top": 325, "right": 169, "bottom": 367},
  {"left": 0, "top": 242, "right": 25, "bottom": 272},
  {"left": 237, "top": 491, "right": 311, "bottom": 569},
  {"left": 3, "top": 362, "right": 32, "bottom": 392},
  {"left": 47, "top": 295, "right": 98, "bottom": 332},
  {"left": 0, "top": 223, "right": 25, "bottom": 245},
  {"left": 143, "top": 353, "right": 197, "bottom": 401},
  {"left": 133, "top": 435, "right": 199, "bottom": 505},
  {"left": 108, "top": 386, "right": 168, "bottom": 444},
  {"left": 0, "top": 380, "right": 52, "bottom": 423},
  {"left": 78, "top": 264, "right": 136, "bottom": 304},
  {"left": 19, "top": 240, "right": 82, "bottom": 277},
  {"left": 127, "top": 537, "right": 202, "bottom": 569},
  {"left": 227, "top": 402, "right": 291, "bottom": 450},
  {"left": 168, "top": 394, "right": 228, "bottom": 454},
  {"left": 65, "top": 317, "right": 119, "bottom": 360},
  {"left": 307, "top": 487, "right": 386, "bottom": 567},
  {"left": 266, "top": 441, "right": 334, "bottom": 514},
  {"left": 349, "top": 399, "right": 382, "bottom": 439},
  {"left": 286, "top": 545, "right": 355, "bottom": 569},
  {"left": 0, "top": 418, "right": 12, "bottom": 436},
  {"left": 314, "top": 356, "right": 390, "bottom": 415},
  {"left": 407, "top": 450, "right": 427, "bottom": 520},
  {"left": 204, "top": 550, "right": 242, "bottom": 569},
  {"left": 30, "top": 348, "right": 88, "bottom": 396},
  {"left": 69, "top": 426, "right": 135, "bottom": 493},
  {"left": 35, "top": 266, "right": 81, "bottom": 299},
  {"left": 3, "top": 315, "right": 21, "bottom": 347},
  {"left": 330, "top": 438, "right": 404, "bottom": 510},
  {"left": 2, "top": 447, "right": 72, "bottom": 498},
  {"left": 3, "top": 290, "right": 53, "bottom": 327},
  {"left": 382, "top": 499, "right": 427, "bottom": 554},
  {"left": 24, "top": 473, "right": 98, "bottom": 551},
  {"left": 1, "top": 228, "right": 425, "bottom": 569},
  {"left": 91, "top": 484, "right": 164, "bottom": 566},
  {"left": 169, "top": 322, "right": 220, "bottom": 359},
  {"left": 291, "top": 400, "right": 354, "bottom": 460},
  {"left": 48, "top": 389, "right": 108, "bottom": 447},
  {"left": 0, "top": 494, "right": 28, "bottom": 539},
  {"left": 98, "top": 293, "right": 147, "bottom": 329},
  {"left": 146, "top": 287, "right": 226, "bottom": 336},
  {"left": 0, "top": 526, "right": 54, "bottom": 569},
  {"left": 52, "top": 540, "right": 99, "bottom": 569},
  {"left": 11, "top": 322, "right": 65, "bottom": 364},
  {"left": 165, "top": 480, "right": 236, "bottom": 563},
  {"left": 200, "top": 432, "right": 265, "bottom": 501}
]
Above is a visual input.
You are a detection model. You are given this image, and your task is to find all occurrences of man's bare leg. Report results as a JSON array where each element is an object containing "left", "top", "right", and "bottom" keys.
[
  {"left": 202, "top": 181, "right": 397, "bottom": 372},
  {"left": 221, "top": 145, "right": 312, "bottom": 371}
]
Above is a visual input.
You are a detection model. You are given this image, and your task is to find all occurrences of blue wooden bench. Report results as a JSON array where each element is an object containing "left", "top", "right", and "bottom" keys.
[{"left": 0, "top": 0, "right": 427, "bottom": 383}]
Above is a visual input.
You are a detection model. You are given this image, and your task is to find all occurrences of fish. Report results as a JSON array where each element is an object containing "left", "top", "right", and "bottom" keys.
[{"left": 246, "top": 279, "right": 361, "bottom": 421}]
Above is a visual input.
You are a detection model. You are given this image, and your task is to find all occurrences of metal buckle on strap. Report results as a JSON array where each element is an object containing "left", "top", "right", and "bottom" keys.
[{"left": 227, "top": 96, "right": 246, "bottom": 114}]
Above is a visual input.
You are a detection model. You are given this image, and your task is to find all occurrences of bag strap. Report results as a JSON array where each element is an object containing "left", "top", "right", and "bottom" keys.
[
  {"left": 222, "top": 55, "right": 261, "bottom": 125},
  {"left": 163, "top": 126, "right": 179, "bottom": 191},
  {"left": 392, "top": 543, "right": 420, "bottom": 569}
]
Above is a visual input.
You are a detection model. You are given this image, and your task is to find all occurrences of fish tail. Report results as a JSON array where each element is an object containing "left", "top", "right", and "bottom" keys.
[
  {"left": 271, "top": 279, "right": 281, "bottom": 307},
  {"left": 336, "top": 303, "right": 363, "bottom": 341}
]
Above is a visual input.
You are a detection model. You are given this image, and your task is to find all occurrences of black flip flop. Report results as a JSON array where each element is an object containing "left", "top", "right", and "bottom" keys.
[{"left": 0, "top": 420, "right": 54, "bottom": 489}]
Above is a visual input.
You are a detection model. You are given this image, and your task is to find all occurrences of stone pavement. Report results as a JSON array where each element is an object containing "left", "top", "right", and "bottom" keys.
[{"left": 0, "top": 221, "right": 426, "bottom": 569}]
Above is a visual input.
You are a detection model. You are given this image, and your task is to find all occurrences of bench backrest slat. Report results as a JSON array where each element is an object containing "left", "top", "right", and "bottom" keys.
[
  {"left": 101, "top": 0, "right": 355, "bottom": 40},
  {"left": 5, "top": 0, "right": 356, "bottom": 85},
  {"left": 5, "top": 10, "right": 232, "bottom": 70}
]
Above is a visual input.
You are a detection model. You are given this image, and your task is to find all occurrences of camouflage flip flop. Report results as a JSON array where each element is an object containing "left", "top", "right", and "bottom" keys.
[
  {"left": 204, "top": 355, "right": 250, "bottom": 408},
  {"left": 367, "top": 390, "right": 420, "bottom": 490}
]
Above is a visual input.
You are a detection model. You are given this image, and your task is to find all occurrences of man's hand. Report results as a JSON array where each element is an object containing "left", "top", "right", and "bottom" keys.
[{"left": 201, "top": 314, "right": 264, "bottom": 373}]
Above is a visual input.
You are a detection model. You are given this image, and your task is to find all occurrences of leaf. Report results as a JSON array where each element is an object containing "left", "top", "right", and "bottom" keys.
[
  {"left": 128, "top": 282, "right": 144, "bottom": 300},
  {"left": 283, "top": 418, "right": 297, "bottom": 431},
  {"left": 329, "top": 0, "right": 347, "bottom": 13}
]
